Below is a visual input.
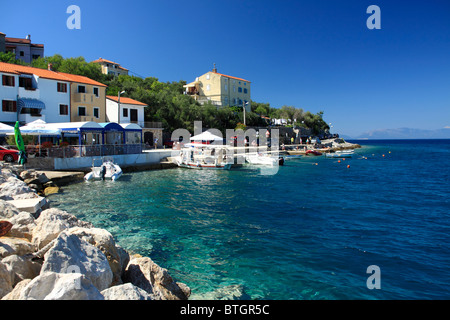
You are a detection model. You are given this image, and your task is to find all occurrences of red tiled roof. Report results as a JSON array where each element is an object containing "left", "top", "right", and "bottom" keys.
[
  {"left": 212, "top": 71, "right": 250, "bottom": 83},
  {"left": 106, "top": 95, "right": 147, "bottom": 106},
  {"left": 58, "top": 72, "right": 107, "bottom": 87},
  {"left": 92, "top": 58, "right": 128, "bottom": 71},
  {"left": 5, "top": 37, "right": 31, "bottom": 44},
  {"left": 92, "top": 58, "right": 117, "bottom": 64},
  {"left": 0, "top": 62, "right": 107, "bottom": 87}
]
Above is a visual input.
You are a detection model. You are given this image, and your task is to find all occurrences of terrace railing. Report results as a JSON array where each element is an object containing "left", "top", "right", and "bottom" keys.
[{"left": 25, "top": 144, "right": 144, "bottom": 159}]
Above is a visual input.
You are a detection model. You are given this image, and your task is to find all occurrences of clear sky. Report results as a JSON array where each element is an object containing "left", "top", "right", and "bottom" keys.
[{"left": 1, "top": 0, "right": 449, "bottom": 136}]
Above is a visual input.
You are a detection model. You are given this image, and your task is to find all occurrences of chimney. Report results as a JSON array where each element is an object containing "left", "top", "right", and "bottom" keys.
[
  {"left": 26, "top": 34, "right": 31, "bottom": 40},
  {"left": 48, "top": 63, "right": 53, "bottom": 71},
  {"left": 212, "top": 63, "right": 217, "bottom": 73}
]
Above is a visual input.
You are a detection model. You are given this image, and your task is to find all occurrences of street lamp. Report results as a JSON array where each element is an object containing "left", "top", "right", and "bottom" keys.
[
  {"left": 118, "top": 90, "right": 126, "bottom": 123},
  {"left": 243, "top": 101, "right": 249, "bottom": 126}
]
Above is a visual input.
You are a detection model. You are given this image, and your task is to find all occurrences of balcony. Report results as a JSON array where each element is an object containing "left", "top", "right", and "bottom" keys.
[
  {"left": 120, "top": 121, "right": 163, "bottom": 129},
  {"left": 73, "top": 93, "right": 96, "bottom": 104},
  {"left": 18, "top": 87, "right": 40, "bottom": 100},
  {"left": 78, "top": 116, "right": 97, "bottom": 122},
  {"left": 19, "top": 113, "right": 45, "bottom": 124}
]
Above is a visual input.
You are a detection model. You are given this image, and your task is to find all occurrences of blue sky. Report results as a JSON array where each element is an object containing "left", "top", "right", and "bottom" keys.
[{"left": 1, "top": 0, "right": 449, "bottom": 136}]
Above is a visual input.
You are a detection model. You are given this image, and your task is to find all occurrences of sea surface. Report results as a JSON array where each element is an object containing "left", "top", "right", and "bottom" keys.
[{"left": 50, "top": 139, "right": 450, "bottom": 300}]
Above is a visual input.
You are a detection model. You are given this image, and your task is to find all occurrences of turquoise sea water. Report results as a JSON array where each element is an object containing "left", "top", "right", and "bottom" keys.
[{"left": 50, "top": 140, "right": 450, "bottom": 300}]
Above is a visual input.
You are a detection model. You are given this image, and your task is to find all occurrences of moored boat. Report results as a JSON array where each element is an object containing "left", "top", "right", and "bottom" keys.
[
  {"left": 325, "top": 150, "right": 354, "bottom": 158},
  {"left": 246, "top": 153, "right": 283, "bottom": 166},
  {"left": 84, "top": 157, "right": 123, "bottom": 181},
  {"left": 175, "top": 144, "right": 232, "bottom": 170},
  {"left": 305, "top": 150, "right": 322, "bottom": 156}
]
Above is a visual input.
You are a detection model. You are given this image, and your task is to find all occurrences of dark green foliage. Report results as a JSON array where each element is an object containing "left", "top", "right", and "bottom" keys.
[{"left": 8, "top": 54, "right": 330, "bottom": 134}]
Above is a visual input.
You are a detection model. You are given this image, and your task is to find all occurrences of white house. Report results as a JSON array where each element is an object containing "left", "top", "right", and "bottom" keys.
[
  {"left": 0, "top": 62, "right": 71, "bottom": 125},
  {"left": 105, "top": 95, "right": 147, "bottom": 125}
]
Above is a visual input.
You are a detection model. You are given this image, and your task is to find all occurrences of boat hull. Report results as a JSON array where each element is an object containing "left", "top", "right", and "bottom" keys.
[
  {"left": 84, "top": 162, "right": 123, "bottom": 181},
  {"left": 177, "top": 161, "right": 232, "bottom": 170}
]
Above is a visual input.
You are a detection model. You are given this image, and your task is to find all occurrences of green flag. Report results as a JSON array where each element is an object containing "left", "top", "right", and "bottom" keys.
[{"left": 14, "top": 121, "right": 27, "bottom": 165}]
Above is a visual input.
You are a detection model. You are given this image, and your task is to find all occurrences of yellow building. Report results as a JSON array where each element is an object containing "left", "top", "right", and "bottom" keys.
[
  {"left": 61, "top": 73, "right": 108, "bottom": 122},
  {"left": 184, "top": 65, "right": 251, "bottom": 111},
  {"left": 91, "top": 58, "right": 129, "bottom": 77}
]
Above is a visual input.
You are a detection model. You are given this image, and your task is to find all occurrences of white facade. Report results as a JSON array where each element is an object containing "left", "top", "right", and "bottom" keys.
[
  {"left": 0, "top": 71, "right": 71, "bottom": 125},
  {"left": 38, "top": 78, "right": 71, "bottom": 123},
  {"left": 106, "top": 98, "right": 146, "bottom": 125}
]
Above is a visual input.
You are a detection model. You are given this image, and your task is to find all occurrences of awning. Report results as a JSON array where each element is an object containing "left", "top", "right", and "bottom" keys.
[
  {"left": 183, "top": 81, "right": 200, "bottom": 88},
  {"left": 17, "top": 98, "right": 45, "bottom": 110},
  {"left": 120, "top": 123, "right": 143, "bottom": 132}
]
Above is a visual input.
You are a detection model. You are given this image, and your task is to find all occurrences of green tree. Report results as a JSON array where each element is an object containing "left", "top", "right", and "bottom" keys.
[{"left": 0, "top": 52, "right": 26, "bottom": 65}]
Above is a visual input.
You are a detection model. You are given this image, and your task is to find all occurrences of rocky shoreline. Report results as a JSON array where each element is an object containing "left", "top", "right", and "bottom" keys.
[{"left": 0, "top": 164, "right": 190, "bottom": 300}]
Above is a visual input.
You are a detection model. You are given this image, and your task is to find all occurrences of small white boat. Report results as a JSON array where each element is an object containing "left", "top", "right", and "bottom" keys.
[
  {"left": 325, "top": 150, "right": 355, "bottom": 158},
  {"left": 175, "top": 144, "right": 232, "bottom": 170},
  {"left": 84, "top": 157, "right": 123, "bottom": 181},
  {"left": 246, "top": 153, "right": 283, "bottom": 166}
]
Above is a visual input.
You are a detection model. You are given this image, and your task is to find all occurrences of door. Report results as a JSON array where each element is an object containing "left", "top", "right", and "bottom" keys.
[{"left": 144, "top": 132, "right": 153, "bottom": 146}]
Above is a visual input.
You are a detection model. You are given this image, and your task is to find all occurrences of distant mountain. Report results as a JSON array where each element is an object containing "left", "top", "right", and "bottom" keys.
[{"left": 355, "top": 127, "right": 450, "bottom": 139}]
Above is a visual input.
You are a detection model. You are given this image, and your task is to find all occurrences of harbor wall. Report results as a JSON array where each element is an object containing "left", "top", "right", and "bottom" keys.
[{"left": 53, "top": 149, "right": 176, "bottom": 171}]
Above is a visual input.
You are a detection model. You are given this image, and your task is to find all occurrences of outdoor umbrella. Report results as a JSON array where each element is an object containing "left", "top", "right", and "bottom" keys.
[
  {"left": 0, "top": 122, "right": 14, "bottom": 134},
  {"left": 190, "top": 131, "right": 224, "bottom": 143},
  {"left": 14, "top": 121, "right": 27, "bottom": 165},
  {"left": 19, "top": 120, "right": 61, "bottom": 156}
]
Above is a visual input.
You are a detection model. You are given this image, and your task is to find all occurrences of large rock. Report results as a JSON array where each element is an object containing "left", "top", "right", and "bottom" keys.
[
  {"left": 1, "top": 254, "right": 41, "bottom": 286},
  {"left": 1, "top": 279, "right": 31, "bottom": 300},
  {"left": 65, "top": 227, "right": 123, "bottom": 286},
  {"left": 31, "top": 208, "right": 93, "bottom": 250},
  {"left": 18, "top": 272, "right": 104, "bottom": 300},
  {"left": 0, "top": 200, "right": 20, "bottom": 219},
  {"left": 123, "top": 256, "right": 190, "bottom": 300},
  {"left": 0, "top": 177, "right": 35, "bottom": 201},
  {"left": 101, "top": 283, "right": 152, "bottom": 300},
  {"left": 41, "top": 232, "right": 113, "bottom": 291},
  {"left": 6, "top": 211, "right": 35, "bottom": 240},
  {"left": 0, "top": 237, "right": 36, "bottom": 258},
  {"left": 0, "top": 262, "right": 13, "bottom": 299}
]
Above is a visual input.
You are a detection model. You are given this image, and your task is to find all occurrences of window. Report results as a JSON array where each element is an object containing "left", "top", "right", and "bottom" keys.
[
  {"left": 78, "top": 85, "right": 86, "bottom": 93},
  {"left": 224, "top": 84, "right": 228, "bottom": 91},
  {"left": 93, "top": 108, "right": 99, "bottom": 118},
  {"left": 206, "top": 84, "right": 211, "bottom": 91},
  {"left": 224, "top": 96, "right": 229, "bottom": 105},
  {"left": 244, "top": 88, "right": 248, "bottom": 94},
  {"left": 32, "top": 54, "right": 40, "bottom": 60},
  {"left": 206, "top": 74, "right": 210, "bottom": 80},
  {"left": 59, "top": 104, "right": 69, "bottom": 115},
  {"left": 130, "top": 109, "right": 138, "bottom": 122},
  {"left": 20, "top": 51, "right": 24, "bottom": 57},
  {"left": 78, "top": 106, "right": 86, "bottom": 116},
  {"left": 2, "top": 75, "right": 15, "bottom": 87},
  {"left": 19, "top": 77, "right": 33, "bottom": 89},
  {"left": 93, "top": 87, "right": 99, "bottom": 97},
  {"left": 233, "top": 86, "right": 236, "bottom": 92},
  {"left": 2, "top": 100, "right": 17, "bottom": 112},
  {"left": 238, "top": 87, "right": 242, "bottom": 93},
  {"left": 57, "top": 83, "right": 67, "bottom": 93},
  {"left": 123, "top": 108, "right": 128, "bottom": 117}
]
